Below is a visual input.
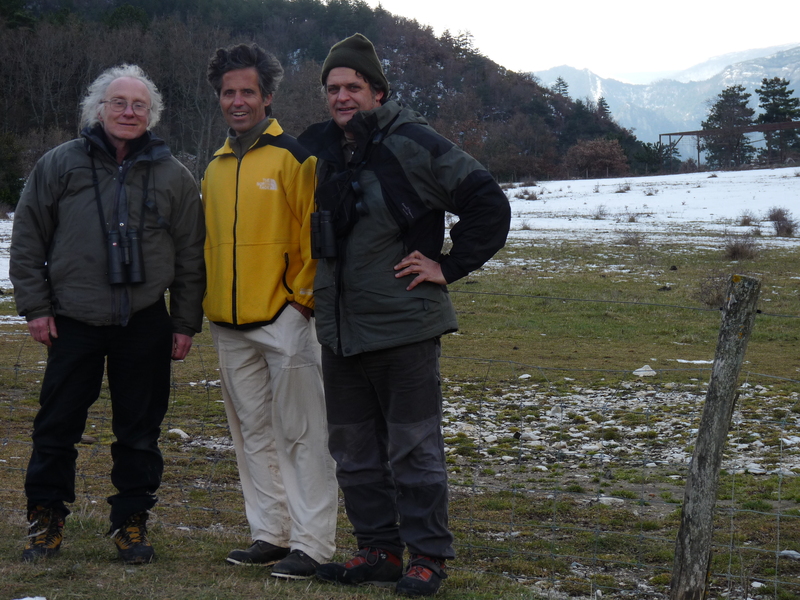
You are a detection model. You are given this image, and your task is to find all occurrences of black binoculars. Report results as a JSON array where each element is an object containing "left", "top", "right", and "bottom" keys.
[
  {"left": 107, "top": 228, "right": 145, "bottom": 285},
  {"left": 311, "top": 211, "right": 337, "bottom": 259}
]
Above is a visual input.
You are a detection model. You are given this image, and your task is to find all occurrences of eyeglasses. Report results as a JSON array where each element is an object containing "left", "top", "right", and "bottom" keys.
[{"left": 101, "top": 98, "right": 149, "bottom": 116}]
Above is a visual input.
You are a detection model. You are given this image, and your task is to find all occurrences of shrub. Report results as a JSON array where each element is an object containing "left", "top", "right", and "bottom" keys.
[
  {"left": 618, "top": 231, "right": 645, "bottom": 247},
  {"left": 766, "top": 206, "right": 789, "bottom": 221},
  {"left": 773, "top": 218, "right": 796, "bottom": 237},
  {"left": 592, "top": 204, "right": 608, "bottom": 220},
  {"left": 737, "top": 210, "right": 757, "bottom": 226},
  {"left": 643, "top": 187, "right": 658, "bottom": 196},
  {"left": 694, "top": 271, "right": 729, "bottom": 308},
  {"left": 615, "top": 182, "right": 631, "bottom": 193},
  {"left": 723, "top": 232, "right": 758, "bottom": 260},
  {"left": 769, "top": 209, "right": 796, "bottom": 237}
]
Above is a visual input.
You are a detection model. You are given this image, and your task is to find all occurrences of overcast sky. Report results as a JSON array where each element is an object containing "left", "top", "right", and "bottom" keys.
[{"left": 364, "top": 0, "right": 800, "bottom": 82}]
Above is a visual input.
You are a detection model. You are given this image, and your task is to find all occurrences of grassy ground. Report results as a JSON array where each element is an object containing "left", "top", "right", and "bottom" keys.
[
  {"left": 1, "top": 227, "right": 799, "bottom": 599},
  {"left": 446, "top": 236, "right": 800, "bottom": 384}
]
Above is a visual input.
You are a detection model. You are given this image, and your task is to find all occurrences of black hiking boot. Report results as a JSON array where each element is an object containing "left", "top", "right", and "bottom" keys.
[
  {"left": 112, "top": 511, "right": 155, "bottom": 564},
  {"left": 316, "top": 547, "right": 402, "bottom": 587},
  {"left": 22, "top": 506, "right": 65, "bottom": 562}
]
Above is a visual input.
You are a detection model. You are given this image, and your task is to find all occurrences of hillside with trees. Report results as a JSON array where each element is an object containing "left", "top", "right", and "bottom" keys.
[{"left": 0, "top": 0, "right": 650, "bottom": 204}]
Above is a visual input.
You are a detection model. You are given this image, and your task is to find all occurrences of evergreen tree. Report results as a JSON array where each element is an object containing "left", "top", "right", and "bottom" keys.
[
  {"left": 700, "top": 85, "right": 755, "bottom": 169},
  {"left": 0, "top": 0, "right": 36, "bottom": 28},
  {"left": 632, "top": 142, "right": 678, "bottom": 175},
  {"left": 553, "top": 76, "right": 569, "bottom": 97},
  {"left": 755, "top": 77, "right": 800, "bottom": 163},
  {"left": 596, "top": 96, "right": 611, "bottom": 120}
]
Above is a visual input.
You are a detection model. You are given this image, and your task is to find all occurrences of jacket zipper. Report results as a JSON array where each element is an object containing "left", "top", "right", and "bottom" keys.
[
  {"left": 282, "top": 252, "right": 293, "bottom": 295},
  {"left": 232, "top": 158, "right": 241, "bottom": 325}
]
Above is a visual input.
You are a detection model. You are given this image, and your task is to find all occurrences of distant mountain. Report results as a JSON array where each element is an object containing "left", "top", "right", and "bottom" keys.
[
  {"left": 534, "top": 45, "right": 800, "bottom": 145},
  {"left": 672, "top": 43, "right": 800, "bottom": 82}
]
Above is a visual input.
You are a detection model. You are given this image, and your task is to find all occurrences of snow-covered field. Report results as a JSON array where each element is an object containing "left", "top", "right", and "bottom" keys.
[{"left": 504, "top": 167, "right": 800, "bottom": 245}]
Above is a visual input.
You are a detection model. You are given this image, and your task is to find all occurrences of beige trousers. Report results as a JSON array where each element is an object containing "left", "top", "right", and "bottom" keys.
[{"left": 210, "top": 307, "right": 337, "bottom": 563}]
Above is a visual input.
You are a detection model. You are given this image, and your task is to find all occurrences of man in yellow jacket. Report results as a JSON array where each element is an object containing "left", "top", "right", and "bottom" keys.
[{"left": 202, "top": 43, "right": 337, "bottom": 579}]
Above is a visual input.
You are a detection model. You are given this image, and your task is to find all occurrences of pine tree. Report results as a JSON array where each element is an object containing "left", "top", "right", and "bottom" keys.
[
  {"left": 701, "top": 85, "right": 755, "bottom": 169},
  {"left": 553, "top": 77, "right": 569, "bottom": 98},
  {"left": 755, "top": 77, "right": 800, "bottom": 163},
  {"left": 596, "top": 96, "right": 611, "bottom": 120}
]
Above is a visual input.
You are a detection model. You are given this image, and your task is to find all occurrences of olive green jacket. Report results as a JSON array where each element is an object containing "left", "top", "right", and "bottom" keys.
[{"left": 11, "top": 126, "right": 206, "bottom": 335}]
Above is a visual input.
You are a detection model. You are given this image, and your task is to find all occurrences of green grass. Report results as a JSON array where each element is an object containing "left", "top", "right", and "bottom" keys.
[{"left": 445, "top": 239, "right": 800, "bottom": 385}]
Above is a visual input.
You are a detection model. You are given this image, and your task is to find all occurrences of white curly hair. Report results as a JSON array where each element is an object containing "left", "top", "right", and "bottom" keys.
[{"left": 80, "top": 64, "right": 163, "bottom": 129}]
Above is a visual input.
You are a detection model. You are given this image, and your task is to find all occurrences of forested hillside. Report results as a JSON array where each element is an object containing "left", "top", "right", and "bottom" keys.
[{"left": 0, "top": 0, "right": 649, "bottom": 196}]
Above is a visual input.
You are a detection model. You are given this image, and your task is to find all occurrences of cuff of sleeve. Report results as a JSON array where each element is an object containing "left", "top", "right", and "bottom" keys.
[
  {"left": 439, "top": 258, "right": 464, "bottom": 285},
  {"left": 26, "top": 308, "right": 54, "bottom": 322},
  {"left": 172, "top": 325, "right": 198, "bottom": 337}
]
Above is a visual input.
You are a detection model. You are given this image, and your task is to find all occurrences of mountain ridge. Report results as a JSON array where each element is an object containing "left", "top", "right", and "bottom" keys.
[{"left": 534, "top": 44, "right": 800, "bottom": 144}]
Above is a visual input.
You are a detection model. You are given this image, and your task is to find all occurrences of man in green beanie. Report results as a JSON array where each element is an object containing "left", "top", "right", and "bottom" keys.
[{"left": 299, "top": 33, "right": 510, "bottom": 597}]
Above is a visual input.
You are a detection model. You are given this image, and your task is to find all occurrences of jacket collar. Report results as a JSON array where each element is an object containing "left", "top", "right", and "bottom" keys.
[
  {"left": 81, "top": 123, "right": 166, "bottom": 163},
  {"left": 298, "top": 101, "right": 406, "bottom": 164},
  {"left": 214, "top": 118, "right": 284, "bottom": 158}
]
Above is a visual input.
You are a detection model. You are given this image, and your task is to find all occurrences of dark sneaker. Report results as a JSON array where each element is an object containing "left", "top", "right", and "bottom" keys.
[
  {"left": 396, "top": 555, "right": 447, "bottom": 597},
  {"left": 316, "top": 547, "right": 402, "bottom": 587},
  {"left": 112, "top": 511, "right": 154, "bottom": 565},
  {"left": 226, "top": 540, "right": 289, "bottom": 566},
  {"left": 22, "top": 506, "right": 65, "bottom": 562},
  {"left": 271, "top": 549, "right": 319, "bottom": 580}
]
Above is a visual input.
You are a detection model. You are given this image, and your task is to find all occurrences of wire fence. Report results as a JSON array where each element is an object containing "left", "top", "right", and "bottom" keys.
[{"left": 1, "top": 291, "right": 800, "bottom": 599}]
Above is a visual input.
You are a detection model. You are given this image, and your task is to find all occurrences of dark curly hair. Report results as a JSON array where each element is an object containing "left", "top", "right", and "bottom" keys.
[{"left": 207, "top": 43, "right": 284, "bottom": 99}]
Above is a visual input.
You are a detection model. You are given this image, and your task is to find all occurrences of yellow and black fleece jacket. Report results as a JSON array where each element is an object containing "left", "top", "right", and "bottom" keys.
[{"left": 202, "top": 118, "right": 317, "bottom": 328}]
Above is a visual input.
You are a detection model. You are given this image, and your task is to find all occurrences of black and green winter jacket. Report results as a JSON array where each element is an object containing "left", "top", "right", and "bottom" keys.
[{"left": 298, "top": 101, "right": 510, "bottom": 356}]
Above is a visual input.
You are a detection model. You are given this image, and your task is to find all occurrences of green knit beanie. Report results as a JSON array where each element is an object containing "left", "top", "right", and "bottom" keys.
[{"left": 321, "top": 33, "right": 390, "bottom": 100}]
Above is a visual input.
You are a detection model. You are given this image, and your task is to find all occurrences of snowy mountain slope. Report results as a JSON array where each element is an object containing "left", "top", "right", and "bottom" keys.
[{"left": 535, "top": 45, "right": 800, "bottom": 144}]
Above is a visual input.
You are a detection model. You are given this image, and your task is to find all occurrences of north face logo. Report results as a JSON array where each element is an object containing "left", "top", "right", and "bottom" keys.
[{"left": 257, "top": 178, "right": 278, "bottom": 190}]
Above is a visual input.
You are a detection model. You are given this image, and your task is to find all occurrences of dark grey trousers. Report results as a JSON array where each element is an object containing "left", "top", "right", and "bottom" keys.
[{"left": 321, "top": 338, "right": 454, "bottom": 560}]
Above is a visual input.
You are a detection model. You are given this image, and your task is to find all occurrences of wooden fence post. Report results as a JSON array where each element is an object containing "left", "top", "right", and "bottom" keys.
[{"left": 670, "top": 274, "right": 761, "bottom": 600}]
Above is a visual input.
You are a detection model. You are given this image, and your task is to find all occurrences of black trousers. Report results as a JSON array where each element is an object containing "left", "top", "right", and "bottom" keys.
[
  {"left": 25, "top": 299, "right": 172, "bottom": 530},
  {"left": 322, "top": 338, "right": 454, "bottom": 560}
]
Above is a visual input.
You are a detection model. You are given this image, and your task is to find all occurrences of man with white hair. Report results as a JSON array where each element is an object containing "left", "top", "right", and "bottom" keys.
[{"left": 10, "top": 64, "right": 205, "bottom": 564}]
